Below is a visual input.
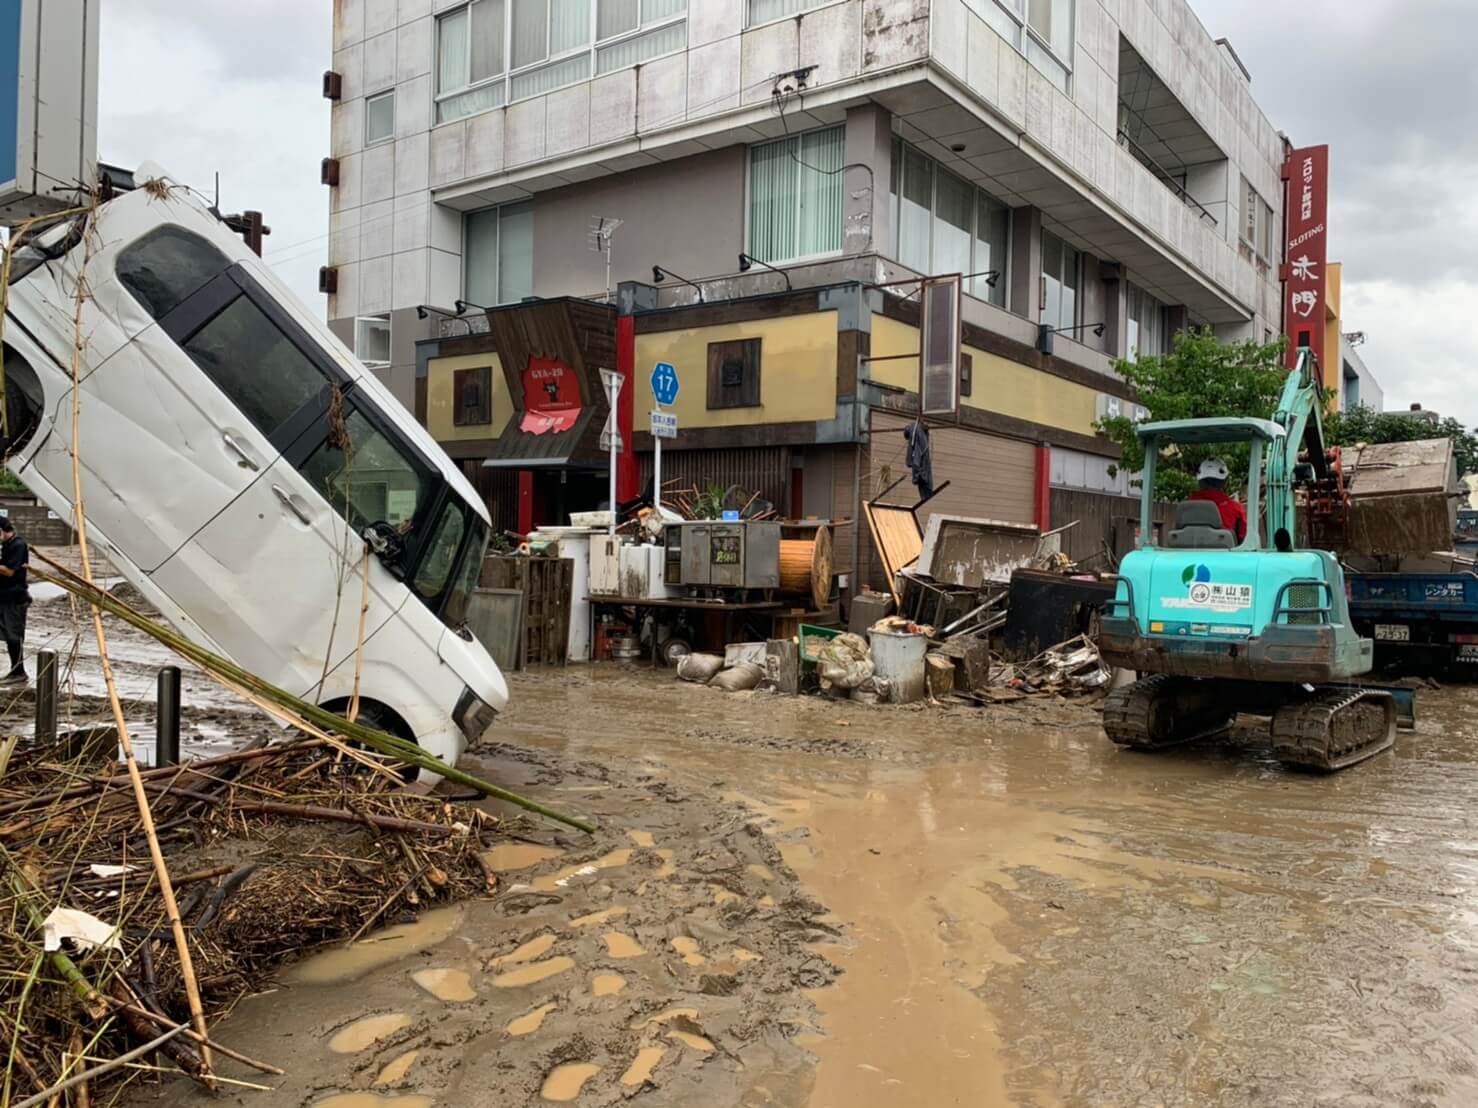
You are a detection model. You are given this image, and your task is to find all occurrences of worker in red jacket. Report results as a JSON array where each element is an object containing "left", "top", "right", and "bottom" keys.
[{"left": 1188, "top": 458, "right": 1247, "bottom": 544}]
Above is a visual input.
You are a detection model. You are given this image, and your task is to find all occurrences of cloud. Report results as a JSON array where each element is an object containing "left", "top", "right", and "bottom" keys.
[{"left": 97, "top": 3, "right": 331, "bottom": 312}]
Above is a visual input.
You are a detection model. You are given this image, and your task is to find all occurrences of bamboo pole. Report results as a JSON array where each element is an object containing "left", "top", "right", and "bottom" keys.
[
  {"left": 32, "top": 559, "right": 598, "bottom": 834},
  {"left": 348, "top": 545, "right": 371, "bottom": 723},
  {"left": 61, "top": 199, "right": 213, "bottom": 1079}
]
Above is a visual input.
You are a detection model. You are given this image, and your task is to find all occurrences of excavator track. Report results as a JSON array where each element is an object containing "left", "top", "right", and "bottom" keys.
[
  {"left": 1271, "top": 688, "right": 1396, "bottom": 771},
  {"left": 1102, "top": 675, "right": 1236, "bottom": 751}
]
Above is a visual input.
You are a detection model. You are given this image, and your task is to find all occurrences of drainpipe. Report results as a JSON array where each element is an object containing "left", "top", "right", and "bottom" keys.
[{"left": 1034, "top": 442, "right": 1052, "bottom": 531}]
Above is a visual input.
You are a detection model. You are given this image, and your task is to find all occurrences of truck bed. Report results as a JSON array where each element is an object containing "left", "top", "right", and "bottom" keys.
[{"left": 1347, "top": 571, "right": 1478, "bottom": 665}]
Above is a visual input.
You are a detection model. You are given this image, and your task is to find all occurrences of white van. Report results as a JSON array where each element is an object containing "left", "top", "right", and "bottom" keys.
[{"left": 1, "top": 165, "right": 507, "bottom": 770}]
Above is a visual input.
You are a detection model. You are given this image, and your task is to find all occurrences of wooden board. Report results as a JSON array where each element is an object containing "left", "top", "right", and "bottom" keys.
[
  {"left": 480, "top": 555, "right": 574, "bottom": 666},
  {"left": 863, "top": 501, "right": 923, "bottom": 605}
]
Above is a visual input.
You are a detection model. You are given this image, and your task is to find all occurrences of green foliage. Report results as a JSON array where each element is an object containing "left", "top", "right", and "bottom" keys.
[
  {"left": 1095, "top": 327, "right": 1289, "bottom": 501},
  {"left": 692, "top": 482, "right": 726, "bottom": 520},
  {"left": 1325, "top": 404, "right": 1478, "bottom": 478},
  {"left": 0, "top": 469, "right": 26, "bottom": 495}
]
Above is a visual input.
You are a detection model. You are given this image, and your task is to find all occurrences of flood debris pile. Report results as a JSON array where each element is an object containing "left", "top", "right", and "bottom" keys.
[{"left": 0, "top": 736, "right": 514, "bottom": 1102}]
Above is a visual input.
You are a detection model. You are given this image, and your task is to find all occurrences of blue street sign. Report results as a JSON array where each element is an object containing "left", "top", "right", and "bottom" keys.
[{"left": 650, "top": 361, "right": 679, "bottom": 406}]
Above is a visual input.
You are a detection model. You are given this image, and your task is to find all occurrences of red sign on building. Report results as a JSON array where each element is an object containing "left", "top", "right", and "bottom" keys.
[
  {"left": 519, "top": 354, "right": 583, "bottom": 435},
  {"left": 1281, "top": 144, "right": 1329, "bottom": 371}
]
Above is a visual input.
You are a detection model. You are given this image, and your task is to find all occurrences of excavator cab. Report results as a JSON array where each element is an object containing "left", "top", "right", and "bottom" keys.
[{"left": 1098, "top": 358, "right": 1403, "bottom": 771}]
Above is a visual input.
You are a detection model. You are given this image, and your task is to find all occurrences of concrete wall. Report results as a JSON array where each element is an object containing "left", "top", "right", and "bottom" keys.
[{"left": 532, "top": 147, "right": 747, "bottom": 299}]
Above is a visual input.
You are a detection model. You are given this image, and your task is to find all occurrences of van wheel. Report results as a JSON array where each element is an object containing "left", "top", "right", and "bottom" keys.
[{"left": 323, "top": 698, "right": 420, "bottom": 784}]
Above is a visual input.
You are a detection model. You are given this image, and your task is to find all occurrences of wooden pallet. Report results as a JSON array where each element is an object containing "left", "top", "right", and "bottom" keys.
[{"left": 480, "top": 556, "right": 574, "bottom": 667}]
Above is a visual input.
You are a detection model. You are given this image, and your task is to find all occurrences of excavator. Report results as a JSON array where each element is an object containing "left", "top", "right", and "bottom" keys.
[{"left": 1099, "top": 348, "right": 1412, "bottom": 771}]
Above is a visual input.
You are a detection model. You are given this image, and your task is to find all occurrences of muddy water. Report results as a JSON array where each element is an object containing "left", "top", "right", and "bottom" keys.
[
  {"left": 289, "top": 907, "right": 465, "bottom": 986},
  {"left": 506, "top": 668, "right": 1478, "bottom": 1107}
]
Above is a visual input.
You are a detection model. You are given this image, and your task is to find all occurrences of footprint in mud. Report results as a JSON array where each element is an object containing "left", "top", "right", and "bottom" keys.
[
  {"left": 670, "top": 936, "right": 706, "bottom": 967},
  {"left": 627, "top": 829, "right": 656, "bottom": 848},
  {"left": 328, "top": 1013, "right": 412, "bottom": 1054},
  {"left": 592, "top": 973, "right": 626, "bottom": 996},
  {"left": 747, "top": 863, "right": 775, "bottom": 882},
  {"left": 541, "top": 1061, "right": 601, "bottom": 1101},
  {"left": 373, "top": 1050, "right": 420, "bottom": 1086},
  {"left": 621, "top": 1046, "right": 666, "bottom": 1088},
  {"left": 483, "top": 842, "right": 564, "bottom": 871},
  {"left": 667, "top": 1029, "right": 715, "bottom": 1053},
  {"left": 410, "top": 968, "right": 476, "bottom": 1003},
  {"left": 506, "top": 1001, "right": 558, "bottom": 1036},
  {"left": 570, "top": 906, "right": 627, "bottom": 929},
  {"left": 603, "top": 931, "right": 646, "bottom": 958},
  {"left": 492, "top": 957, "right": 575, "bottom": 988},
  {"left": 488, "top": 933, "right": 557, "bottom": 967}
]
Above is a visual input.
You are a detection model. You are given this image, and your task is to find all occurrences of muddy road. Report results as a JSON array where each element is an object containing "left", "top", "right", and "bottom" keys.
[
  {"left": 117, "top": 664, "right": 1478, "bottom": 1107},
  {"left": 499, "top": 668, "right": 1478, "bottom": 1107}
]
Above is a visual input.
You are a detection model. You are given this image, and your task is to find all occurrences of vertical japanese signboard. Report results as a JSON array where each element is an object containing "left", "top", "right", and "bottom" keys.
[{"left": 1282, "top": 145, "right": 1329, "bottom": 371}]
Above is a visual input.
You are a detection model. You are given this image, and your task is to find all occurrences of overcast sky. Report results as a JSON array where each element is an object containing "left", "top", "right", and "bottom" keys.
[{"left": 98, "top": 1, "right": 1477, "bottom": 422}]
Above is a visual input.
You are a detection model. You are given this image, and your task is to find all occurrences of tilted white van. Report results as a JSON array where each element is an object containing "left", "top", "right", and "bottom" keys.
[{"left": 1, "top": 165, "right": 507, "bottom": 770}]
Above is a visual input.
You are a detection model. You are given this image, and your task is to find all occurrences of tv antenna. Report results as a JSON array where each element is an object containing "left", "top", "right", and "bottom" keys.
[{"left": 589, "top": 216, "right": 623, "bottom": 303}]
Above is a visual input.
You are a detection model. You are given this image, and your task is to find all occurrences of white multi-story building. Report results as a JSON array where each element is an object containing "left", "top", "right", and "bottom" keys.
[{"left": 325, "top": 0, "right": 1289, "bottom": 410}]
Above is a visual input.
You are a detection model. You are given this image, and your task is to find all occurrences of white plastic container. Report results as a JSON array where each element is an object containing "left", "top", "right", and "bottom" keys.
[{"left": 869, "top": 630, "right": 928, "bottom": 704}]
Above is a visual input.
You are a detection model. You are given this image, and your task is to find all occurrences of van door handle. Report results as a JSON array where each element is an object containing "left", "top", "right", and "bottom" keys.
[
  {"left": 223, "top": 432, "right": 259, "bottom": 471},
  {"left": 272, "top": 484, "right": 312, "bottom": 525}
]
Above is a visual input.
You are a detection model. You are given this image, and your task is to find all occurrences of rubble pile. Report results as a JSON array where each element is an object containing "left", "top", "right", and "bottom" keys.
[{"left": 0, "top": 735, "right": 512, "bottom": 1101}]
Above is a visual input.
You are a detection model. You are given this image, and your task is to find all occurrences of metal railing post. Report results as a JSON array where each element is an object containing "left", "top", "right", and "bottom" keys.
[
  {"left": 156, "top": 665, "right": 181, "bottom": 767},
  {"left": 34, "top": 649, "right": 56, "bottom": 745}
]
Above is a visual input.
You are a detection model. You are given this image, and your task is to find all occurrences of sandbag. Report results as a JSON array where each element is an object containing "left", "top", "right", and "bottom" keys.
[
  {"left": 816, "top": 632, "right": 874, "bottom": 691},
  {"left": 709, "top": 662, "right": 765, "bottom": 692},
  {"left": 676, "top": 653, "right": 724, "bottom": 684}
]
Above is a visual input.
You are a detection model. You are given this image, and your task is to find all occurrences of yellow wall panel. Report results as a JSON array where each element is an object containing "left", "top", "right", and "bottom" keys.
[
  {"left": 426, "top": 352, "right": 511, "bottom": 441},
  {"left": 866, "top": 316, "right": 1100, "bottom": 437},
  {"left": 635, "top": 312, "right": 839, "bottom": 429}
]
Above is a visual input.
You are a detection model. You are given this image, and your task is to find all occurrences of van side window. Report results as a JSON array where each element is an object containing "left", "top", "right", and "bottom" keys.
[
  {"left": 297, "top": 402, "right": 435, "bottom": 538},
  {"left": 412, "top": 502, "right": 466, "bottom": 603},
  {"left": 182, "top": 296, "right": 333, "bottom": 439},
  {"left": 117, "top": 226, "right": 231, "bottom": 320}
]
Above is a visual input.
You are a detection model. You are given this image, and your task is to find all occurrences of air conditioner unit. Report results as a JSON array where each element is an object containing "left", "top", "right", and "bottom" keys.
[
  {"left": 321, "top": 158, "right": 340, "bottom": 187},
  {"left": 318, "top": 266, "right": 338, "bottom": 294},
  {"left": 322, "top": 71, "right": 343, "bottom": 100}
]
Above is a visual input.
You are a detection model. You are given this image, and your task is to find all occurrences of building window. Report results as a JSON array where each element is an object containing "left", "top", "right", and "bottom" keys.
[
  {"left": 436, "top": 0, "right": 685, "bottom": 121},
  {"left": 1240, "top": 177, "right": 1276, "bottom": 264},
  {"left": 453, "top": 366, "right": 493, "bottom": 426},
  {"left": 437, "top": 0, "right": 506, "bottom": 124},
  {"left": 889, "top": 138, "right": 1011, "bottom": 308},
  {"left": 748, "top": 125, "right": 844, "bottom": 264},
  {"left": 464, "top": 202, "right": 534, "bottom": 307},
  {"left": 965, "top": 0, "right": 1073, "bottom": 91},
  {"left": 707, "top": 338, "right": 761, "bottom": 409},
  {"left": 1125, "top": 283, "right": 1168, "bottom": 359},
  {"left": 365, "top": 91, "right": 395, "bottom": 145},
  {"left": 747, "top": 0, "right": 835, "bottom": 24},
  {"left": 1040, "top": 229, "right": 1079, "bottom": 332},
  {"left": 354, "top": 314, "right": 391, "bottom": 367}
]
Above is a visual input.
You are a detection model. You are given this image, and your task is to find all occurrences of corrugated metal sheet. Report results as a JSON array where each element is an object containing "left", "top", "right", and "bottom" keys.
[
  {"left": 639, "top": 446, "right": 791, "bottom": 512},
  {"left": 861, "top": 412, "right": 1036, "bottom": 588}
]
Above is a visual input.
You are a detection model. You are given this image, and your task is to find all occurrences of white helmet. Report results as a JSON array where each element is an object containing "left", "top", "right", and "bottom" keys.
[{"left": 1198, "top": 458, "right": 1230, "bottom": 482}]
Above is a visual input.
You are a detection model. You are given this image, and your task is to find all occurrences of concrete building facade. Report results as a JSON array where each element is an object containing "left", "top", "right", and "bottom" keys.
[{"left": 324, "top": 0, "right": 1298, "bottom": 565}]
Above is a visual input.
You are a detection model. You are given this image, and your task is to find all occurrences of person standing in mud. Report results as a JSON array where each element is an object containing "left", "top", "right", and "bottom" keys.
[{"left": 0, "top": 516, "right": 31, "bottom": 684}]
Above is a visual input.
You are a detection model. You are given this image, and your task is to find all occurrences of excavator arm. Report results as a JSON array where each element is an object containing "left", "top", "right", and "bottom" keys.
[{"left": 1266, "top": 348, "right": 1334, "bottom": 543}]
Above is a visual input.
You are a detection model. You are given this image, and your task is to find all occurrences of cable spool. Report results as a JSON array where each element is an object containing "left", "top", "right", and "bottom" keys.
[{"left": 778, "top": 526, "right": 833, "bottom": 611}]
